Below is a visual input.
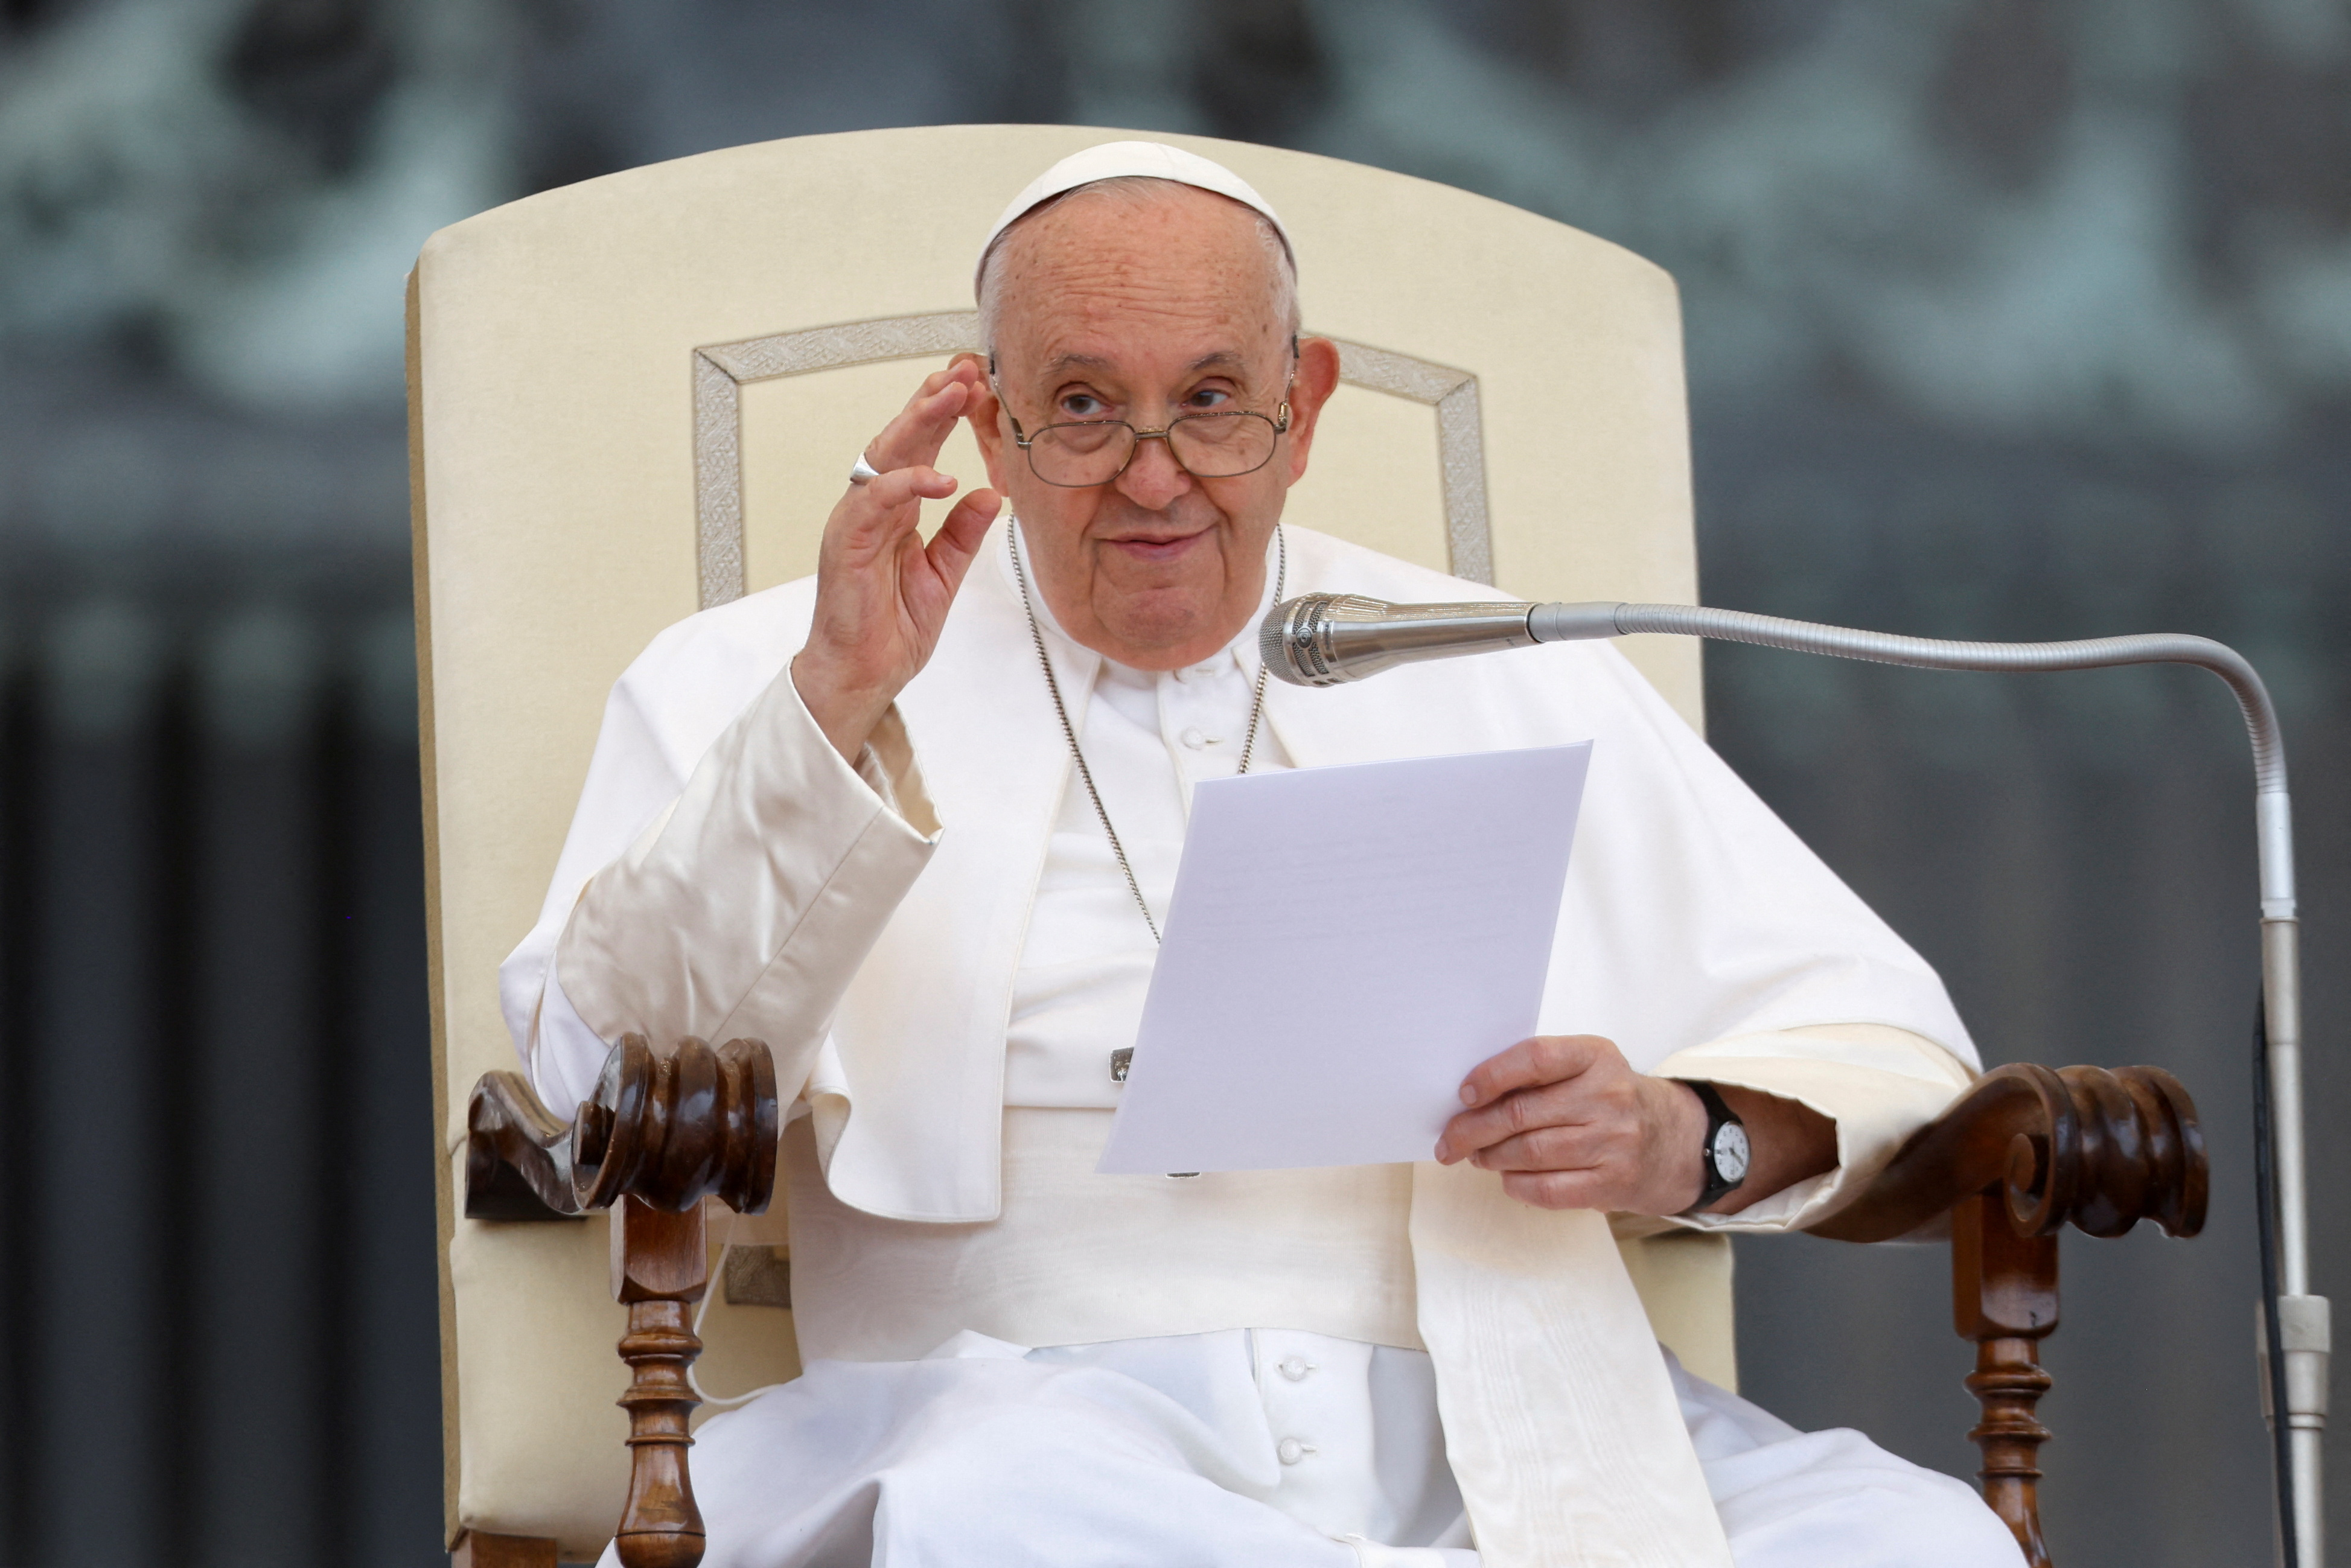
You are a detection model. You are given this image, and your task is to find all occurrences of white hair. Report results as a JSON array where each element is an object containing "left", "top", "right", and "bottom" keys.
[{"left": 976, "top": 176, "right": 1301, "bottom": 360}]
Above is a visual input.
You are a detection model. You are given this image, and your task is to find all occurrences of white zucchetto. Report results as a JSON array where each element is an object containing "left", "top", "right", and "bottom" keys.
[{"left": 974, "top": 140, "right": 1294, "bottom": 291}]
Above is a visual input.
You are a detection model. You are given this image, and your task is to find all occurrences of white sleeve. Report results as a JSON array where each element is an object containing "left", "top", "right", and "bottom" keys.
[
  {"left": 1650, "top": 1022, "right": 1976, "bottom": 1234},
  {"left": 502, "top": 649, "right": 937, "bottom": 1119},
  {"left": 528, "top": 963, "right": 613, "bottom": 1123}
]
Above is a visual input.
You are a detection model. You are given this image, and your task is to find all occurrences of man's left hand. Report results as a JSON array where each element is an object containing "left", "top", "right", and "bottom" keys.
[
  {"left": 1435, "top": 1034, "right": 1840, "bottom": 1216},
  {"left": 1433, "top": 1034, "right": 1709, "bottom": 1214}
]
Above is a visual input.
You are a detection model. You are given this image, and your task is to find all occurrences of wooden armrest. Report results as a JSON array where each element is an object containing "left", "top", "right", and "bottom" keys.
[
  {"left": 463, "top": 1037, "right": 780, "bottom": 1568},
  {"left": 1810, "top": 1062, "right": 2206, "bottom": 1245},
  {"left": 464, "top": 1035, "right": 780, "bottom": 1220},
  {"left": 1807, "top": 1063, "right": 2207, "bottom": 1568}
]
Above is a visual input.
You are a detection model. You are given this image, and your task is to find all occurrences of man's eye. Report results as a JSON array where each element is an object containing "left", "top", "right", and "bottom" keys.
[
  {"left": 1059, "top": 395, "right": 1107, "bottom": 419},
  {"left": 1185, "top": 387, "right": 1234, "bottom": 410}
]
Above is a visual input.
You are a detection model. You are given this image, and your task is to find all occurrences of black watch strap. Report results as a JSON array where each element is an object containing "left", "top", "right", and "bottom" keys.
[{"left": 1683, "top": 1080, "right": 1747, "bottom": 1216}]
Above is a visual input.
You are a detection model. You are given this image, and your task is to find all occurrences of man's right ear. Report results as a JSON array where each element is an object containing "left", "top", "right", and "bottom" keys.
[{"left": 949, "top": 351, "right": 1012, "bottom": 492}]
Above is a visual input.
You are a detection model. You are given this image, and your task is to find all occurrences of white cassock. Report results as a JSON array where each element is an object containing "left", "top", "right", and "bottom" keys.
[{"left": 502, "top": 521, "right": 2026, "bottom": 1568}]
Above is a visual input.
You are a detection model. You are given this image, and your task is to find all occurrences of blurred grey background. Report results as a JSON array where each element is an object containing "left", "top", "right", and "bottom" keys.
[{"left": 1, "top": 1, "right": 2344, "bottom": 1564}]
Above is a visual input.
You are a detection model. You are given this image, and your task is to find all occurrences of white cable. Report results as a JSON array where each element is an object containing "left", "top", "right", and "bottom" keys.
[{"left": 687, "top": 1207, "right": 793, "bottom": 1410}]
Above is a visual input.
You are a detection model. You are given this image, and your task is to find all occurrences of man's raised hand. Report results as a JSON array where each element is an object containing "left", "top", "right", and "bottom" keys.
[{"left": 792, "top": 360, "right": 1003, "bottom": 759}]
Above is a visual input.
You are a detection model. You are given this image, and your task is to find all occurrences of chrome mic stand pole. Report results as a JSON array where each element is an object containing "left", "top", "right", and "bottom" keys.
[{"left": 1268, "top": 594, "right": 2327, "bottom": 1564}]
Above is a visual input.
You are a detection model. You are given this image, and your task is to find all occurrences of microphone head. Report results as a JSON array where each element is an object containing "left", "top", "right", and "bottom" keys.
[
  {"left": 1262, "top": 593, "right": 1548, "bottom": 686},
  {"left": 1260, "top": 594, "right": 1392, "bottom": 686}
]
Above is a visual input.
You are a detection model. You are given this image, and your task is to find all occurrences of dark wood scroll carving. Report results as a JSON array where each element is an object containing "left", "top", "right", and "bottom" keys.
[
  {"left": 464, "top": 1036, "right": 780, "bottom": 1568},
  {"left": 465, "top": 1071, "right": 579, "bottom": 1220},
  {"left": 1815, "top": 1063, "right": 2206, "bottom": 1568},
  {"left": 464, "top": 1034, "right": 779, "bottom": 1220}
]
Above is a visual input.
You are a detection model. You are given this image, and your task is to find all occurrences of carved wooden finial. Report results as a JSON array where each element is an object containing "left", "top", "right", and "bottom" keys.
[{"left": 575, "top": 1035, "right": 779, "bottom": 1216}]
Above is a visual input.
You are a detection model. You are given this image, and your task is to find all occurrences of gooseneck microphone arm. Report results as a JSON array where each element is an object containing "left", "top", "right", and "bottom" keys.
[{"left": 1263, "top": 591, "right": 2322, "bottom": 1566}]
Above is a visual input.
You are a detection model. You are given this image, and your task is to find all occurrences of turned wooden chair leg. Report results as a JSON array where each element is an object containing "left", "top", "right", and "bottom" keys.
[
  {"left": 611, "top": 1194, "right": 710, "bottom": 1568},
  {"left": 1954, "top": 1188, "right": 2059, "bottom": 1568}
]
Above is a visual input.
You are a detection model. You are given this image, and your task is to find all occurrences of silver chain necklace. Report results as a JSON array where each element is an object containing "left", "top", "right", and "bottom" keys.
[{"left": 1009, "top": 521, "right": 1285, "bottom": 945}]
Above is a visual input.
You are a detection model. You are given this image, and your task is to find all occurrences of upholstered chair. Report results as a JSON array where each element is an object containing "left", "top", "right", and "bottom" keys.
[{"left": 408, "top": 126, "right": 2204, "bottom": 1568}]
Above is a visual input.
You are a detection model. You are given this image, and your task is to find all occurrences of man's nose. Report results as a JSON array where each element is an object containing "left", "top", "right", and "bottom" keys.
[{"left": 1113, "top": 430, "right": 1192, "bottom": 509}]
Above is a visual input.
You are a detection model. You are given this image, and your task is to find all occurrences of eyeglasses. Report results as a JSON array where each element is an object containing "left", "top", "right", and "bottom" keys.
[{"left": 1006, "top": 400, "right": 1293, "bottom": 488}]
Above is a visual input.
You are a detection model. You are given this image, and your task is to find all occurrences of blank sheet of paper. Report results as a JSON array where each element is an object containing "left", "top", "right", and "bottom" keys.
[{"left": 1097, "top": 742, "right": 1590, "bottom": 1174}]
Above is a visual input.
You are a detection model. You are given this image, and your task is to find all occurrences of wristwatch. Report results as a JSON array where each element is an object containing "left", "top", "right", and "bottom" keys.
[{"left": 1683, "top": 1080, "right": 1750, "bottom": 1214}]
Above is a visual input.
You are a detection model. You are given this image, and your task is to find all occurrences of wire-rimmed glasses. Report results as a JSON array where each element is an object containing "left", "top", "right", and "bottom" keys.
[{"left": 1007, "top": 401, "right": 1293, "bottom": 487}]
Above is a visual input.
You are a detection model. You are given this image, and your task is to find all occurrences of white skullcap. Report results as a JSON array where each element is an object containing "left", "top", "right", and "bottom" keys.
[{"left": 974, "top": 140, "right": 1293, "bottom": 294}]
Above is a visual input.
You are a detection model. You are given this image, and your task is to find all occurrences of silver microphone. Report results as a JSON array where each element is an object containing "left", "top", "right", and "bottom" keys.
[{"left": 1258, "top": 594, "right": 1622, "bottom": 686}]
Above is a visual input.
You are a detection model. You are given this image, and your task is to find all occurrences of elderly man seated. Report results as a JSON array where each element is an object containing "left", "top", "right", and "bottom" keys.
[{"left": 501, "top": 142, "right": 2027, "bottom": 1568}]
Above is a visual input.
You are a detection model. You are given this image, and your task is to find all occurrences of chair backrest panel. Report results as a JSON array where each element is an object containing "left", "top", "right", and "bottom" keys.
[{"left": 414, "top": 124, "right": 1706, "bottom": 1558}]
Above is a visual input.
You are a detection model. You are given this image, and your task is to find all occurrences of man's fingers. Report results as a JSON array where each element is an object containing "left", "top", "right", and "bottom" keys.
[
  {"left": 1498, "top": 1169, "right": 1615, "bottom": 1212},
  {"left": 1457, "top": 1034, "right": 1606, "bottom": 1111},
  {"left": 1466, "top": 1124, "right": 1609, "bottom": 1174},
  {"left": 852, "top": 465, "right": 959, "bottom": 512},
  {"left": 861, "top": 395, "right": 962, "bottom": 477},
  {"left": 924, "top": 488, "right": 1001, "bottom": 591},
  {"left": 831, "top": 467, "right": 959, "bottom": 556},
  {"left": 896, "top": 362, "right": 979, "bottom": 417},
  {"left": 1434, "top": 1077, "right": 1589, "bottom": 1164},
  {"left": 865, "top": 365, "right": 984, "bottom": 474}
]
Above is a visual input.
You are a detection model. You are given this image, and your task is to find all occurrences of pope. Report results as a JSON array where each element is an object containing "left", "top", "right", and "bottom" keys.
[{"left": 502, "top": 142, "right": 2027, "bottom": 1568}]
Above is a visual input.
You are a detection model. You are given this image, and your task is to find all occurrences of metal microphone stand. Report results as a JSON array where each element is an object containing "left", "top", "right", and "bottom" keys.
[
  {"left": 1269, "top": 592, "right": 2327, "bottom": 1564},
  {"left": 1569, "top": 602, "right": 2324, "bottom": 1567}
]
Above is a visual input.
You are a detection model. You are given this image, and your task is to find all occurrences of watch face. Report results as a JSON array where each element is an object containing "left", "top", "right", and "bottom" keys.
[{"left": 1713, "top": 1121, "right": 1752, "bottom": 1184}]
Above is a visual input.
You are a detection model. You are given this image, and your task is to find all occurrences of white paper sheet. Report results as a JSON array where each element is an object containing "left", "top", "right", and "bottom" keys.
[{"left": 1097, "top": 743, "right": 1590, "bottom": 1174}]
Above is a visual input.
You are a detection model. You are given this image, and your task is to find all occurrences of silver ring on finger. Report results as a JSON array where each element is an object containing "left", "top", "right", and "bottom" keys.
[{"left": 848, "top": 453, "right": 884, "bottom": 486}]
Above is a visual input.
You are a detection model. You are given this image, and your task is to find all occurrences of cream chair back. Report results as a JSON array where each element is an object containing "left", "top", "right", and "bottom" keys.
[{"left": 411, "top": 124, "right": 1718, "bottom": 1560}]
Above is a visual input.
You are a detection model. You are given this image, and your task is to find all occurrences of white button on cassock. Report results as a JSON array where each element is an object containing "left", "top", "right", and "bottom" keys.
[
  {"left": 1247, "top": 1331, "right": 1381, "bottom": 1534},
  {"left": 1179, "top": 727, "right": 1212, "bottom": 750}
]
